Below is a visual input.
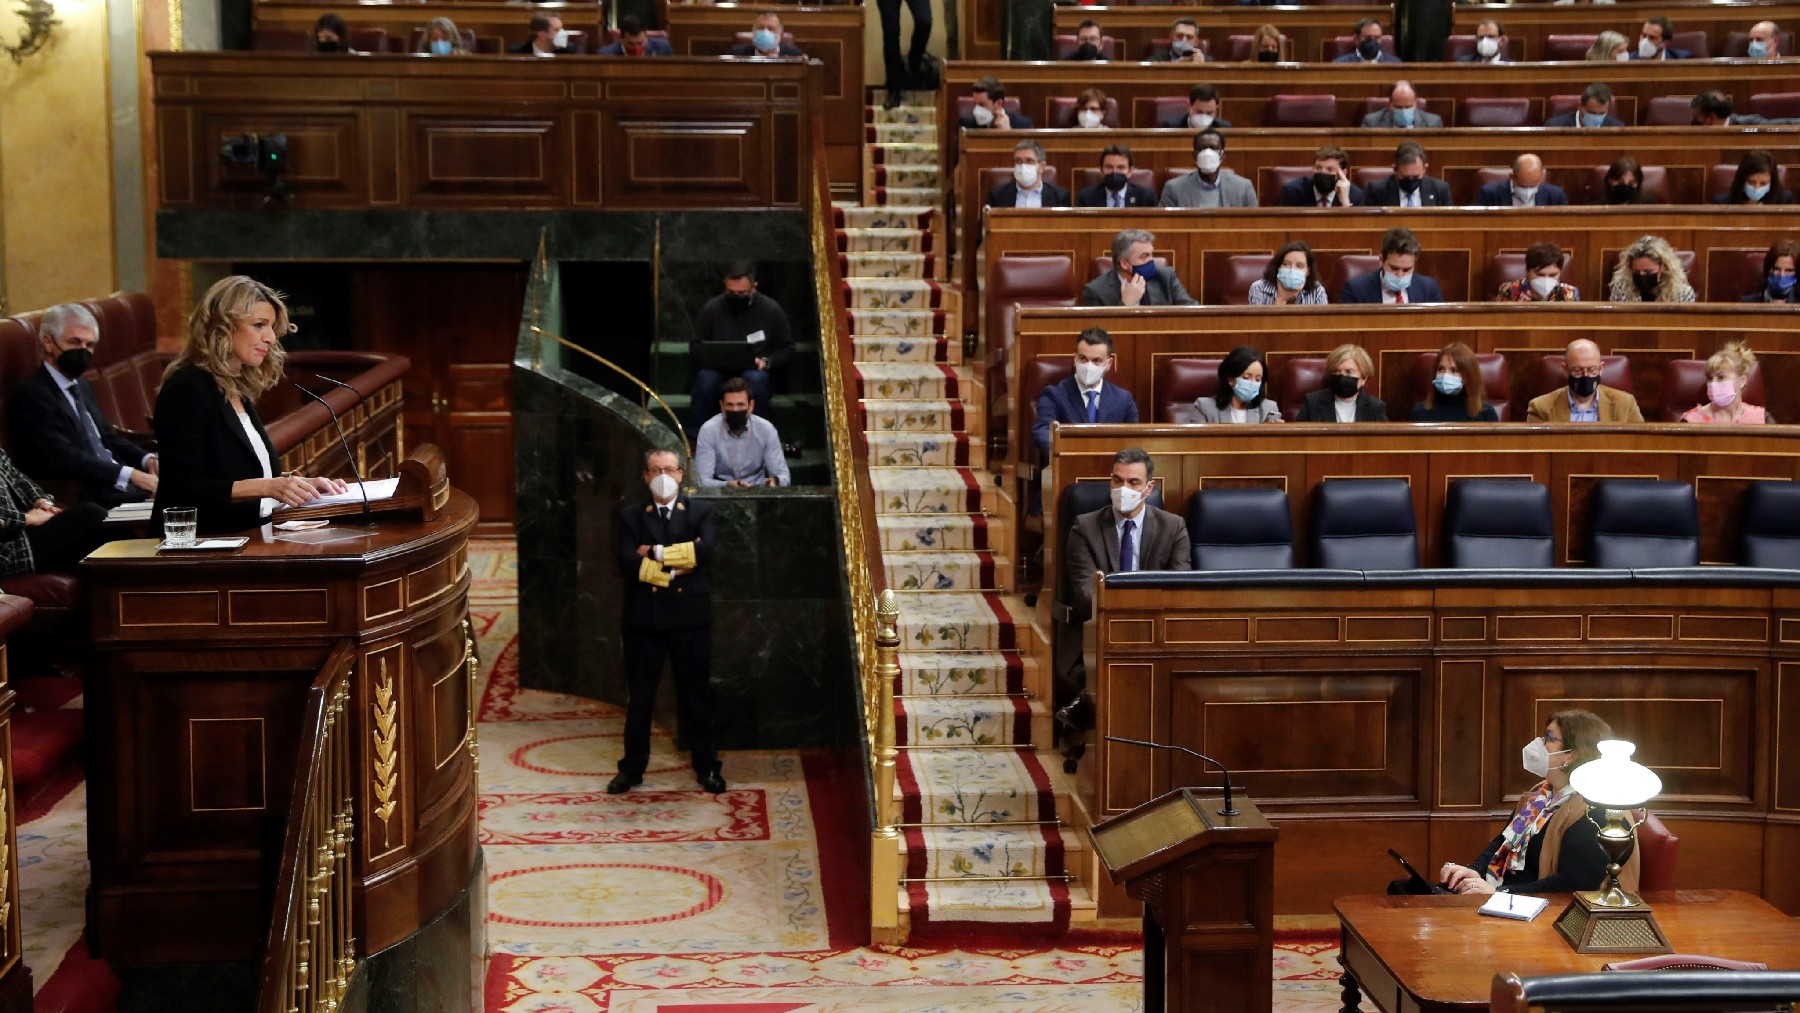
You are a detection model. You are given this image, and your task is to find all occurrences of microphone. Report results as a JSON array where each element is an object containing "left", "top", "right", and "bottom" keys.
[
  {"left": 292, "top": 381, "right": 370, "bottom": 524},
  {"left": 1105, "top": 735, "right": 1239, "bottom": 816},
  {"left": 308, "top": 371, "right": 391, "bottom": 478}
]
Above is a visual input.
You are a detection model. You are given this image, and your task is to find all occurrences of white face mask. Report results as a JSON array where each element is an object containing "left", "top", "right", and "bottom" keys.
[
  {"left": 971, "top": 103, "right": 995, "bottom": 127},
  {"left": 1528, "top": 275, "right": 1559, "bottom": 299},
  {"left": 1476, "top": 36, "right": 1500, "bottom": 58},
  {"left": 1077, "top": 109, "right": 1103, "bottom": 129},
  {"left": 1195, "top": 149, "right": 1222, "bottom": 174},
  {"left": 1074, "top": 360, "right": 1107, "bottom": 387},
  {"left": 650, "top": 473, "right": 679, "bottom": 502},
  {"left": 1513, "top": 186, "right": 1538, "bottom": 204},
  {"left": 1189, "top": 112, "right": 1214, "bottom": 131},
  {"left": 1110, "top": 484, "right": 1145, "bottom": 516},
  {"left": 1013, "top": 162, "right": 1039, "bottom": 188},
  {"left": 1638, "top": 35, "right": 1660, "bottom": 58},
  {"left": 551, "top": 28, "right": 570, "bottom": 48},
  {"left": 1614, "top": 50, "right": 1631, "bottom": 61},
  {"left": 1521, "top": 737, "right": 1571, "bottom": 779}
]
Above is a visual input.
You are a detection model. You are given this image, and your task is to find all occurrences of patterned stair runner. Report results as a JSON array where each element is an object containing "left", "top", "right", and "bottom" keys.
[{"left": 841, "top": 91, "right": 1080, "bottom": 938}]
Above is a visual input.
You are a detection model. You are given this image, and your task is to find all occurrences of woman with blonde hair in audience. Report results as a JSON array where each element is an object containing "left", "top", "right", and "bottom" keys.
[
  {"left": 1410, "top": 342, "right": 1500, "bottom": 422},
  {"left": 1681, "top": 341, "right": 1768, "bottom": 424},
  {"left": 1296, "top": 343, "right": 1386, "bottom": 422},
  {"left": 1496, "top": 242, "right": 1578, "bottom": 302},
  {"left": 1072, "top": 88, "right": 1110, "bottom": 130},
  {"left": 1249, "top": 241, "right": 1327, "bottom": 305},
  {"left": 1745, "top": 239, "right": 1799, "bottom": 304},
  {"left": 1584, "top": 30, "right": 1629, "bottom": 61},
  {"left": 1607, "top": 235, "right": 1695, "bottom": 303},
  {"left": 1249, "top": 24, "right": 1283, "bottom": 62},
  {"left": 415, "top": 16, "right": 467, "bottom": 54},
  {"left": 1193, "top": 345, "right": 1283, "bottom": 423}
]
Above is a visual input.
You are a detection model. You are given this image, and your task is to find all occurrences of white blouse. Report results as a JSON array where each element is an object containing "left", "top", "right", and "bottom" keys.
[{"left": 237, "top": 411, "right": 276, "bottom": 518}]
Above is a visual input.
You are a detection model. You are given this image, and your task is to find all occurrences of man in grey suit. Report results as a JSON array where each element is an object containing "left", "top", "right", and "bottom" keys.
[
  {"left": 1160, "top": 130, "right": 1258, "bottom": 208},
  {"left": 1361, "top": 81, "right": 1443, "bottom": 129},
  {"left": 1082, "top": 229, "right": 1198, "bottom": 306},
  {"left": 1362, "top": 141, "right": 1454, "bottom": 207},
  {"left": 1063, "top": 448, "right": 1192, "bottom": 622}
]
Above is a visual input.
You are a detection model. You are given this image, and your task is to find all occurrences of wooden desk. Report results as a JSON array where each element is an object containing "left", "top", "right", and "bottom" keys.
[
  {"left": 1336, "top": 890, "right": 1800, "bottom": 1012},
  {"left": 82, "top": 492, "right": 480, "bottom": 964}
]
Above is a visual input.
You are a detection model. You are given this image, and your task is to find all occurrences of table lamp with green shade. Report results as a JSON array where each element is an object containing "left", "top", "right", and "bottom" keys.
[{"left": 1554, "top": 739, "right": 1673, "bottom": 955}]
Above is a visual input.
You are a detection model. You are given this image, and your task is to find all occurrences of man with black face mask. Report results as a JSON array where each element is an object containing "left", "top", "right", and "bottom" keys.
[
  {"left": 1063, "top": 19, "right": 1108, "bottom": 61},
  {"left": 693, "top": 378, "right": 790, "bottom": 489},
  {"left": 688, "top": 260, "right": 794, "bottom": 431},
  {"left": 1525, "top": 338, "right": 1644, "bottom": 423},
  {"left": 7, "top": 302, "right": 158, "bottom": 507},
  {"left": 1075, "top": 145, "right": 1157, "bottom": 208}
]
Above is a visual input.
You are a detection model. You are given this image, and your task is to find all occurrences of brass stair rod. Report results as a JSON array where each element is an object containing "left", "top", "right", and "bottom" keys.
[{"left": 528, "top": 325, "right": 693, "bottom": 471}]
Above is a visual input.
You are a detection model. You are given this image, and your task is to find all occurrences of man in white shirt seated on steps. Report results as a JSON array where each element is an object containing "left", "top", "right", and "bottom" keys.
[{"left": 693, "top": 377, "right": 791, "bottom": 489}]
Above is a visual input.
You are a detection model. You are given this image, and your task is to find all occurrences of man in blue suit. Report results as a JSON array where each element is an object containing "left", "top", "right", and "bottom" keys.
[
  {"left": 1033, "top": 328, "right": 1138, "bottom": 463},
  {"left": 1332, "top": 19, "right": 1402, "bottom": 62},
  {"left": 1629, "top": 17, "right": 1694, "bottom": 59},
  {"left": 1475, "top": 154, "right": 1569, "bottom": 207},
  {"left": 1277, "top": 145, "right": 1366, "bottom": 207},
  {"left": 595, "top": 15, "right": 672, "bottom": 55},
  {"left": 1544, "top": 83, "right": 1627, "bottom": 127},
  {"left": 1339, "top": 227, "right": 1444, "bottom": 304}
]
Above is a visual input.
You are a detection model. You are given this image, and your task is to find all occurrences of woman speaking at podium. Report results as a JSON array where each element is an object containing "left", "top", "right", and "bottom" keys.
[{"left": 152, "top": 276, "right": 345, "bottom": 534}]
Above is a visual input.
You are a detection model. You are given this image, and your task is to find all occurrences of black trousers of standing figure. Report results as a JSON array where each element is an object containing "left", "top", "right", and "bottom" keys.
[
  {"left": 877, "top": 0, "right": 932, "bottom": 89},
  {"left": 24, "top": 501, "right": 111, "bottom": 572},
  {"left": 620, "top": 624, "right": 718, "bottom": 778}
]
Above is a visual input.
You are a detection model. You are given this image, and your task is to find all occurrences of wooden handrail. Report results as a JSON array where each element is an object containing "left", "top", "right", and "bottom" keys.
[{"left": 256, "top": 641, "right": 358, "bottom": 1013}]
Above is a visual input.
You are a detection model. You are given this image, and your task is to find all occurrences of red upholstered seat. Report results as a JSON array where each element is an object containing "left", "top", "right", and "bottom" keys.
[
  {"left": 1750, "top": 92, "right": 1800, "bottom": 119},
  {"left": 1583, "top": 164, "right": 1669, "bottom": 204},
  {"left": 1633, "top": 810, "right": 1679, "bottom": 892},
  {"left": 1542, "top": 34, "right": 1597, "bottom": 61},
  {"left": 984, "top": 256, "right": 1077, "bottom": 450},
  {"left": 1705, "top": 248, "right": 1772, "bottom": 304},
  {"left": 1536, "top": 354, "right": 1633, "bottom": 397},
  {"left": 1670, "top": 30, "right": 1710, "bottom": 58},
  {"left": 1642, "top": 95, "right": 1694, "bottom": 126},
  {"left": 2, "top": 573, "right": 80, "bottom": 611},
  {"left": 1328, "top": 254, "right": 1381, "bottom": 295},
  {"left": 1266, "top": 165, "right": 1311, "bottom": 203},
  {"left": 1708, "top": 164, "right": 1789, "bottom": 201},
  {"left": 1051, "top": 34, "right": 1123, "bottom": 60},
  {"left": 1268, "top": 95, "right": 1338, "bottom": 128},
  {"left": 1661, "top": 358, "right": 1767, "bottom": 421},
  {"left": 1157, "top": 358, "right": 1223, "bottom": 423},
  {"left": 1545, "top": 95, "right": 1581, "bottom": 122},
  {"left": 1071, "top": 168, "right": 1155, "bottom": 193},
  {"left": 1321, "top": 34, "right": 1394, "bottom": 61},
  {"left": 1275, "top": 358, "right": 1326, "bottom": 421},
  {"left": 1224, "top": 34, "right": 1292, "bottom": 61},
  {"left": 1409, "top": 352, "right": 1512, "bottom": 420},
  {"left": 1352, "top": 167, "right": 1394, "bottom": 189},
  {"left": 1222, "top": 255, "right": 1268, "bottom": 306},
  {"left": 1472, "top": 167, "right": 1511, "bottom": 192},
  {"left": 1484, "top": 250, "right": 1573, "bottom": 301},
  {"left": 1019, "top": 359, "right": 1075, "bottom": 465},
  {"left": 1048, "top": 97, "right": 1121, "bottom": 129},
  {"left": 1458, "top": 97, "right": 1534, "bottom": 127},
  {"left": 1724, "top": 30, "right": 1794, "bottom": 57},
  {"left": 252, "top": 29, "right": 311, "bottom": 50},
  {"left": 348, "top": 27, "right": 391, "bottom": 52},
  {"left": 980, "top": 165, "right": 1060, "bottom": 204},
  {"left": 1152, "top": 96, "right": 1190, "bottom": 127}
]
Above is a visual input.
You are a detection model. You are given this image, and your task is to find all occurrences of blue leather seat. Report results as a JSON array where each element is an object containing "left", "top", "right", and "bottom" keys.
[
  {"left": 1186, "top": 487, "right": 1294, "bottom": 570},
  {"left": 1589, "top": 479, "right": 1699, "bottom": 568},
  {"left": 1442, "top": 480, "right": 1554, "bottom": 568},
  {"left": 1740, "top": 481, "right": 1800, "bottom": 568},
  {"left": 1310, "top": 479, "right": 1418, "bottom": 570}
]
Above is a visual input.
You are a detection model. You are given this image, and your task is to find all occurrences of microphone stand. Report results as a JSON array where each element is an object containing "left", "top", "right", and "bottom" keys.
[
  {"left": 293, "top": 381, "right": 371, "bottom": 524},
  {"left": 1105, "top": 734, "right": 1240, "bottom": 816}
]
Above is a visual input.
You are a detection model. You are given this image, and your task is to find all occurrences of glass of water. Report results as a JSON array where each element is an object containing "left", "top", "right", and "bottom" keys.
[{"left": 164, "top": 508, "right": 198, "bottom": 548}]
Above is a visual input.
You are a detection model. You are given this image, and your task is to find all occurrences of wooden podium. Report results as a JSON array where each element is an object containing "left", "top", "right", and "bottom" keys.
[{"left": 1090, "top": 788, "right": 1278, "bottom": 1012}]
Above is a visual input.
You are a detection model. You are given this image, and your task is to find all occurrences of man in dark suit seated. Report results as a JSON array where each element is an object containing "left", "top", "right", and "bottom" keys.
[
  {"left": 509, "top": 13, "right": 571, "bottom": 55},
  {"left": 1159, "top": 83, "right": 1232, "bottom": 129},
  {"left": 1458, "top": 19, "right": 1509, "bottom": 62},
  {"left": 1082, "top": 228, "right": 1198, "bottom": 307},
  {"left": 1629, "top": 17, "right": 1694, "bottom": 59},
  {"left": 986, "top": 139, "right": 1071, "bottom": 208},
  {"left": 1689, "top": 90, "right": 1799, "bottom": 126},
  {"left": 595, "top": 15, "right": 672, "bottom": 56},
  {"left": 1064, "top": 448, "right": 1192, "bottom": 622},
  {"left": 1360, "top": 81, "right": 1444, "bottom": 128},
  {"left": 1339, "top": 227, "right": 1444, "bottom": 304},
  {"left": 1333, "top": 18, "right": 1402, "bottom": 63},
  {"left": 1545, "top": 83, "right": 1626, "bottom": 127},
  {"left": 1065, "top": 19, "right": 1108, "bottom": 61},
  {"left": 729, "top": 10, "right": 805, "bottom": 57},
  {"left": 1475, "top": 153, "right": 1570, "bottom": 207},
  {"left": 1077, "top": 145, "right": 1157, "bottom": 208},
  {"left": 1278, "top": 145, "right": 1366, "bottom": 207},
  {"left": 1163, "top": 18, "right": 1207, "bottom": 63},
  {"left": 1033, "top": 328, "right": 1139, "bottom": 462},
  {"left": 6, "top": 303, "right": 158, "bottom": 507},
  {"left": 1363, "top": 141, "right": 1453, "bottom": 208},
  {"left": 959, "top": 76, "right": 1034, "bottom": 130}
]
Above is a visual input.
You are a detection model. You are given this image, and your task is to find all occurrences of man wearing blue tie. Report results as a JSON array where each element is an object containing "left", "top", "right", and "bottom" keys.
[
  {"left": 1063, "top": 448, "right": 1192, "bottom": 622},
  {"left": 1032, "top": 328, "right": 1139, "bottom": 464}
]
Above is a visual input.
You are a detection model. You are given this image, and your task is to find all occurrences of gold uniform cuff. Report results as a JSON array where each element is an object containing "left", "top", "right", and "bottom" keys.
[
  {"left": 662, "top": 541, "right": 698, "bottom": 570},
  {"left": 638, "top": 556, "right": 672, "bottom": 587}
]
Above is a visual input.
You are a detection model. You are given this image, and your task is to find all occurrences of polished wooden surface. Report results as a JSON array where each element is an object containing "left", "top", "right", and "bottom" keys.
[
  {"left": 82, "top": 491, "right": 480, "bottom": 964},
  {"left": 151, "top": 52, "right": 820, "bottom": 210},
  {"left": 1337, "top": 890, "right": 1800, "bottom": 1012}
]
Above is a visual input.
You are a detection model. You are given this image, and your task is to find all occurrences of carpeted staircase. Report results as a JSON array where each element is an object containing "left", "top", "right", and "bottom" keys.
[{"left": 840, "top": 90, "right": 1092, "bottom": 938}]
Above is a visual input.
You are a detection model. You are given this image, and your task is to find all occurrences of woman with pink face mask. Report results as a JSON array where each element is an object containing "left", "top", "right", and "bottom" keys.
[{"left": 1681, "top": 341, "right": 1768, "bottom": 424}]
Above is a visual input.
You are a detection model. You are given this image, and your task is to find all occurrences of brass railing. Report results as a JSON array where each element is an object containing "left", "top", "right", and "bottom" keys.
[
  {"left": 808, "top": 121, "right": 902, "bottom": 929},
  {"left": 257, "top": 642, "right": 358, "bottom": 1013},
  {"left": 526, "top": 325, "right": 694, "bottom": 468}
]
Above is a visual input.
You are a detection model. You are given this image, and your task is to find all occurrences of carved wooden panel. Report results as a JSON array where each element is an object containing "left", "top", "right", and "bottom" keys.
[{"left": 407, "top": 117, "right": 563, "bottom": 204}]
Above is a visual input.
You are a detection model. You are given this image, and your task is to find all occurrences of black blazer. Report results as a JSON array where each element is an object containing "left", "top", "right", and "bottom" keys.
[
  {"left": 1362, "top": 175, "right": 1454, "bottom": 208},
  {"left": 1075, "top": 182, "right": 1158, "bottom": 208},
  {"left": 1277, "top": 177, "right": 1366, "bottom": 207},
  {"left": 1296, "top": 388, "right": 1389, "bottom": 422},
  {"left": 507, "top": 40, "right": 571, "bottom": 54},
  {"left": 616, "top": 494, "right": 715, "bottom": 630},
  {"left": 151, "top": 363, "right": 280, "bottom": 534},
  {"left": 6, "top": 364, "right": 151, "bottom": 506},
  {"left": 986, "top": 180, "right": 1072, "bottom": 208},
  {"left": 729, "top": 42, "right": 805, "bottom": 57}
]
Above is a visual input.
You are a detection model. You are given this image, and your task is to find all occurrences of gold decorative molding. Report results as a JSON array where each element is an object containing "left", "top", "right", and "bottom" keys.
[
  {"left": 0, "top": 754, "right": 11, "bottom": 951},
  {"left": 462, "top": 617, "right": 481, "bottom": 777},
  {"left": 370, "top": 658, "right": 399, "bottom": 846}
]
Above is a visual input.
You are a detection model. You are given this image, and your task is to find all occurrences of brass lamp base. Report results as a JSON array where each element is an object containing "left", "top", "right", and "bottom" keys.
[{"left": 1553, "top": 890, "right": 1672, "bottom": 955}]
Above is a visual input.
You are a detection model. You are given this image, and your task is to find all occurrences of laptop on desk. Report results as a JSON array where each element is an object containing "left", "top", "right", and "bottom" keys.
[{"left": 695, "top": 342, "right": 761, "bottom": 372}]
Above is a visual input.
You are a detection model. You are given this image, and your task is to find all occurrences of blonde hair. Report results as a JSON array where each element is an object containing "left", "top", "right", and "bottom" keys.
[
  {"left": 417, "top": 16, "right": 467, "bottom": 53},
  {"left": 1608, "top": 235, "right": 1690, "bottom": 303},
  {"left": 1707, "top": 340, "right": 1757, "bottom": 379},
  {"left": 1326, "top": 343, "right": 1374, "bottom": 379},
  {"left": 1586, "top": 30, "right": 1627, "bottom": 61},
  {"left": 169, "top": 275, "right": 292, "bottom": 400}
]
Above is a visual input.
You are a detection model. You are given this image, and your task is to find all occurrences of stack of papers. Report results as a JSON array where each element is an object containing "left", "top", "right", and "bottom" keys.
[
  {"left": 106, "top": 501, "right": 154, "bottom": 522},
  {"left": 1479, "top": 892, "right": 1549, "bottom": 921},
  {"left": 283, "top": 478, "right": 401, "bottom": 509}
]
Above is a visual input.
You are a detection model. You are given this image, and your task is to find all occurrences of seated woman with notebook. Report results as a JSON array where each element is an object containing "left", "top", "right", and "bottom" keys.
[
  {"left": 152, "top": 276, "right": 346, "bottom": 534},
  {"left": 1421, "top": 708, "right": 1639, "bottom": 896}
]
